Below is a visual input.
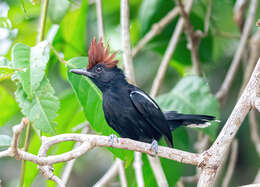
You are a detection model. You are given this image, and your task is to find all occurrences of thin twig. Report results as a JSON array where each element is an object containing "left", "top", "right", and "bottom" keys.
[
  {"left": 148, "top": 156, "right": 169, "bottom": 187},
  {"left": 150, "top": 0, "right": 194, "bottom": 97},
  {"left": 134, "top": 152, "right": 144, "bottom": 187},
  {"left": 222, "top": 139, "right": 239, "bottom": 187},
  {"left": 38, "top": 0, "right": 49, "bottom": 42},
  {"left": 19, "top": 123, "right": 31, "bottom": 187},
  {"left": 240, "top": 30, "right": 260, "bottom": 93},
  {"left": 216, "top": 0, "right": 258, "bottom": 102},
  {"left": 96, "top": 0, "right": 104, "bottom": 38},
  {"left": 132, "top": 7, "right": 180, "bottom": 57},
  {"left": 93, "top": 159, "right": 120, "bottom": 187},
  {"left": 118, "top": 160, "right": 127, "bottom": 187},
  {"left": 61, "top": 126, "right": 90, "bottom": 185},
  {"left": 121, "top": 0, "right": 135, "bottom": 83},
  {"left": 49, "top": 44, "right": 68, "bottom": 65}
]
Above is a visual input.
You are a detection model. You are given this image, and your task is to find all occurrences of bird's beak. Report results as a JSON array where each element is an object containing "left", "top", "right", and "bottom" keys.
[{"left": 70, "top": 69, "right": 95, "bottom": 78}]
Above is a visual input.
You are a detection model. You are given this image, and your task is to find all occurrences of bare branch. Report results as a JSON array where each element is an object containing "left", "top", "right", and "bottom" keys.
[
  {"left": 118, "top": 160, "right": 128, "bottom": 187},
  {"left": 198, "top": 57, "right": 260, "bottom": 186},
  {"left": 96, "top": 0, "right": 104, "bottom": 38},
  {"left": 93, "top": 159, "right": 120, "bottom": 187},
  {"left": 148, "top": 156, "right": 169, "bottom": 187},
  {"left": 222, "top": 139, "right": 239, "bottom": 187},
  {"left": 234, "top": 0, "right": 249, "bottom": 32},
  {"left": 150, "top": 0, "right": 194, "bottom": 97},
  {"left": 134, "top": 152, "right": 144, "bottom": 187},
  {"left": 240, "top": 30, "right": 260, "bottom": 93},
  {"left": 121, "top": 0, "right": 135, "bottom": 83},
  {"left": 61, "top": 126, "right": 90, "bottom": 185},
  {"left": 132, "top": 7, "right": 180, "bottom": 57},
  {"left": 216, "top": 0, "right": 258, "bottom": 102}
]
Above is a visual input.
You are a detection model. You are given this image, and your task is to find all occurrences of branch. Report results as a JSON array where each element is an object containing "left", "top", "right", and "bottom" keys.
[
  {"left": 175, "top": 0, "right": 212, "bottom": 76},
  {"left": 93, "top": 159, "right": 120, "bottom": 187},
  {"left": 216, "top": 0, "right": 258, "bottom": 102},
  {"left": 61, "top": 126, "right": 90, "bottom": 185},
  {"left": 222, "top": 139, "right": 238, "bottom": 187},
  {"left": 134, "top": 152, "right": 144, "bottom": 187},
  {"left": 96, "top": 0, "right": 104, "bottom": 38},
  {"left": 121, "top": 0, "right": 135, "bottom": 83},
  {"left": 38, "top": 0, "right": 49, "bottom": 42},
  {"left": 118, "top": 160, "right": 127, "bottom": 187},
  {"left": 0, "top": 120, "right": 202, "bottom": 165},
  {"left": 198, "top": 57, "right": 260, "bottom": 186},
  {"left": 132, "top": 7, "right": 180, "bottom": 57},
  {"left": 150, "top": 0, "right": 194, "bottom": 97}
]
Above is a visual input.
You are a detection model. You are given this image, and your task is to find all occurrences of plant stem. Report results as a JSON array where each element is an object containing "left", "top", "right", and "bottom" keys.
[
  {"left": 19, "top": 123, "right": 31, "bottom": 187},
  {"left": 19, "top": 1, "right": 49, "bottom": 186},
  {"left": 38, "top": 0, "right": 49, "bottom": 42}
]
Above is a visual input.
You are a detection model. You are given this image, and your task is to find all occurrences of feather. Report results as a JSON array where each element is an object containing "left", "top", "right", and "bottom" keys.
[{"left": 87, "top": 37, "right": 119, "bottom": 69}]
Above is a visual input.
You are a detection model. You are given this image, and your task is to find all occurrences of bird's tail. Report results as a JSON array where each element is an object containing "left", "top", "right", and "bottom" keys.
[{"left": 164, "top": 111, "right": 216, "bottom": 131}]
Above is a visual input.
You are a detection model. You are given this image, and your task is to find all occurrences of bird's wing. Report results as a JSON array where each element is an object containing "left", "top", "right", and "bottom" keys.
[{"left": 129, "top": 90, "right": 173, "bottom": 147}]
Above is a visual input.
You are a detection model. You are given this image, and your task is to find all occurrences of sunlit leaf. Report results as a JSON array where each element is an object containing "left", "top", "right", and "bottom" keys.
[
  {"left": 12, "top": 41, "right": 50, "bottom": 98},
  {"left": 15, "top": 78, "right": 59, "bottom": 135}
]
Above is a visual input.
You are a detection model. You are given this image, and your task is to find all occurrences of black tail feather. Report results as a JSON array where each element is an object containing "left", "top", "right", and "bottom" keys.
[{"left": 164, "top": 111, "right": 215, "bottom": 131}]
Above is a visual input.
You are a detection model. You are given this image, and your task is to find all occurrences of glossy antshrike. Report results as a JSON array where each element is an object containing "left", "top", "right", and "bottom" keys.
[{"left": 70, "top": 38, "right": 215, "bottom": 152}]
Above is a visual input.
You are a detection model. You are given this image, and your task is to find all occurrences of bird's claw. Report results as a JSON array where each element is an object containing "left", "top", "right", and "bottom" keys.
[
  {"left": 149, "top": 140, "right": 158, "bottom": 155},
  {"left": 109, "top": 134, "right": 119, "bottom": 146}
]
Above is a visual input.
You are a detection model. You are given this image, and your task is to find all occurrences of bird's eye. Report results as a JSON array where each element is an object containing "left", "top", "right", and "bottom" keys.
[{"left": 96, "top": 66, "right": 103, "bottom": 73}]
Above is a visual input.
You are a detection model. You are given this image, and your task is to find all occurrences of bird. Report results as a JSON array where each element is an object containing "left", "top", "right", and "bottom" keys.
[{"left": 70, "top": 37, "right": 215, "bottom": 153}]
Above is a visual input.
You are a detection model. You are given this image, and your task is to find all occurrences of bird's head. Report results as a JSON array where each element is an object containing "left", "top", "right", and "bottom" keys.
[{"left": 70, "top": 37, "right": 125, "bottom": 92}]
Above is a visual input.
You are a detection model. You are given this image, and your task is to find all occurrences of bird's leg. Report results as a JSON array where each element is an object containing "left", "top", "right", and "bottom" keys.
[
  {"left": 108, "top": 134, "right": 119, "bottom": 146},
  {"left": 149, "top": 140, "right": 158, "bottom": 155}
]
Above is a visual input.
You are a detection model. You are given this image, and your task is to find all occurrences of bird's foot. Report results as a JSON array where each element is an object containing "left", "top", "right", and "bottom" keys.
[
  {"left": 109, "top": 134, "right": 119, "bottom": 146},
  {"left": 149, "top": 140, "right": 158, "bottom": 155}
]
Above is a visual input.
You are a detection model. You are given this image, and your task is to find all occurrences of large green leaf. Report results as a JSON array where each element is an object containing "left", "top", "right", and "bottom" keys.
[
  {"left": 15, "top": 78, "right": 59, "bottom": 135},
  {"left": 67, "top": 57, "right": 134, "bottom": 163},
  {"left": 53, "top": 0, "right": 88, "bottom": 60},
  {"left": 0, "top": 135, "right": 12, "bottom": 148},
  {"left": 12, "top": 41, "right": 50, "bottom": 98},
  {"left": 157, "top": 76, "right": 219, "bottom": 140}
]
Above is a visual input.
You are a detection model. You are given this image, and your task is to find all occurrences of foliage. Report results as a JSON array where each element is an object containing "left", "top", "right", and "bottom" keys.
[{"left": 0, "top": 0, "right": 258, "bottom": 187}]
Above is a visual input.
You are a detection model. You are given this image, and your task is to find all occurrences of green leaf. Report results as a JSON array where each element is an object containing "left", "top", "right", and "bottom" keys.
[
  {"left": 15, "top": 77, "right": 59, "bottom": 135},
  {"left": 12, "top": 41, "right": 50, "bottom": 97},
  {"left": 54, "top": 0, "right": 88, "bottom": 59},
  {"left": 157, "top": 76, "right": 219, "bottom": 140},
  {"left": 48, "top": 0, "right": 71, "bottom": 24},
  {"left": 67, "top": 57, "right": 134, "bottom": 163},
  {"left": 0, "top": 135, "right": 12, "bottom": 148},
  {"left": 0, "top": 86, "right": 19, "bottom": 127}
]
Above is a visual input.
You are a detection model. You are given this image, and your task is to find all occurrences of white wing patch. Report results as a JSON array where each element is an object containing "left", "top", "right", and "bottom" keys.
[{"left": 132, "top": 91, "right": 159, "bottom": 109}]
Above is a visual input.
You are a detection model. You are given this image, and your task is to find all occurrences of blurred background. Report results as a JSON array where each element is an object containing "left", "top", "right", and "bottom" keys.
[{"left": 0, "top": 0, "right": 259, "bottom": 186}]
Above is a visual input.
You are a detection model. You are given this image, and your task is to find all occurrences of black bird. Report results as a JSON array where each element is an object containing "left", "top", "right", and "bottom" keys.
[{"left": 70, "top": 38, "right": 215, "bottom": 152}]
